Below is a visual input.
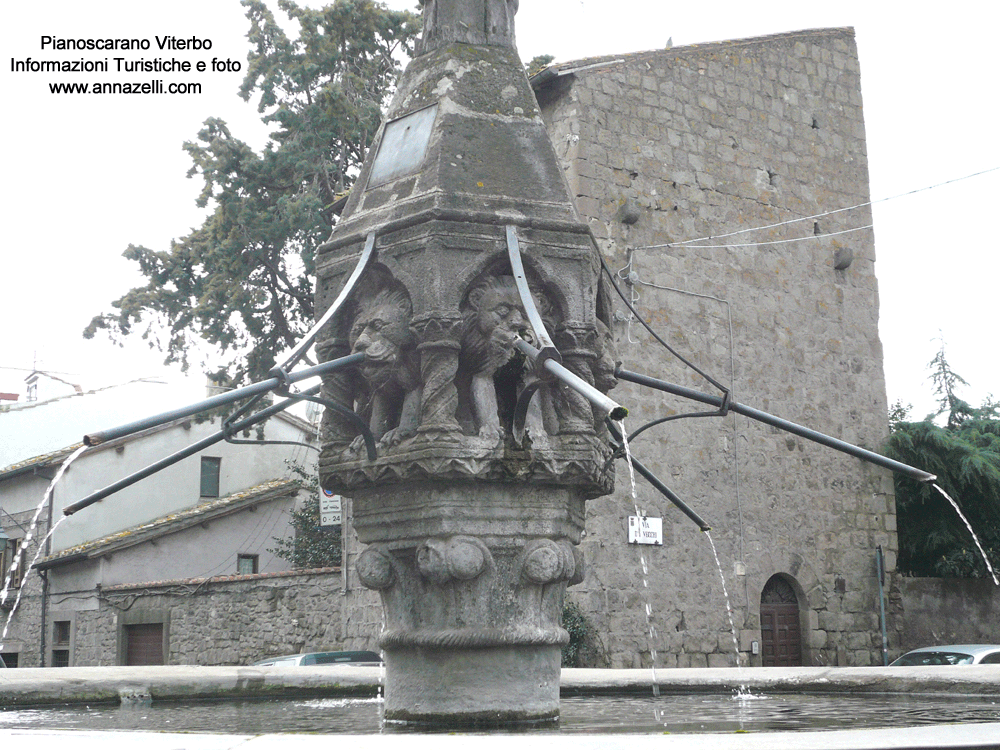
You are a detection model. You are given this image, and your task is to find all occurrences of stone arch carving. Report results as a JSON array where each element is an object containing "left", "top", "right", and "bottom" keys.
[
  {"left": 751, "top": 549, "right": 822, "bottom": 610},
  {"left": 452, "top": 250, "right": 569, "bottom": 328}
]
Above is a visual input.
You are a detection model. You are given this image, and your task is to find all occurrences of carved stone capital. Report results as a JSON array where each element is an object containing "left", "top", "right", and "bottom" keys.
[
  {"left": 356, "top": 545, "right": 398, "bottom": 590},
  {"left": 554, "top": 323, "right": 600, "bottom": 360},
  {"left": 351, "top": 483, "right": 580, "bottom": 723},
  {"left": 417, "top": 536, "right": 492, "bottom": 585},
  {"left": 318, "top": 434, "right": 614, "bottom": 498},
  {"left": 411, "top": 314, "right": 464, "bottom": 344}
]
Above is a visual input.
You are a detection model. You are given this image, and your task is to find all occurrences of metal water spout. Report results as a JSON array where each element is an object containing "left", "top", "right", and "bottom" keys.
[{"left": 314, "top": 0, "right": 618, "bottom": 726}]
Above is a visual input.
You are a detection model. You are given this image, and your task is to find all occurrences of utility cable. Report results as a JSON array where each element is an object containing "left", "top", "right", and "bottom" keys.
[
  {"left": 632, "top": 166, "right": 999, "bottom": 251},
  {"left": 600, "top": 254, "right": 731, "bottom": 399},
  {"left": 669, "top": 223, "right": 872, "bottom": 250}
]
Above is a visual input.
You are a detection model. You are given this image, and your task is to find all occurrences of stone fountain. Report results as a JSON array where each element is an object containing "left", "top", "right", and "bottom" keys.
[{"left": 314, "top": 0, "right": 619, "bottom": 725}]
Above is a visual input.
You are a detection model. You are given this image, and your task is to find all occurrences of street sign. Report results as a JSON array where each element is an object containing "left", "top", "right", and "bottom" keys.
[
  {"left": 319, "top": 489, "right": 342, "bottom": 527},
  {"left": 628, "top": 516, "right": 663, "bottom": 545}
]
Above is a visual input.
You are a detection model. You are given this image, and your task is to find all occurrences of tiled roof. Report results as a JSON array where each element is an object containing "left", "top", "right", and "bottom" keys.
[
  {"left": 36, "top": 478, "right": 300, "bottom": 569},
  {"left": 102, "top": 565, "right": 341, "bottom": 592}
]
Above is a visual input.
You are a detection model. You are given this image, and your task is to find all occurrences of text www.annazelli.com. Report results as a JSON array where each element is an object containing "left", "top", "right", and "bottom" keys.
[{"left": 48, "top": 80, "right": 202, "bottom": 94}]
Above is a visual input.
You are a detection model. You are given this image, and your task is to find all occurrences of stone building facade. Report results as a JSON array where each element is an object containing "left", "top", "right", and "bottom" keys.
[
  {"left": 532, "top": 27, "right": 898, "bottom": 668},
  {"left": 331, "top": 27, "right": 902, "bottom": 669}
]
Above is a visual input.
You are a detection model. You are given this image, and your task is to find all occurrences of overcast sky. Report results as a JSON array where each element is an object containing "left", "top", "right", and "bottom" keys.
[{"left": 2, "top": 0, "right": 996, "bottom": 422}]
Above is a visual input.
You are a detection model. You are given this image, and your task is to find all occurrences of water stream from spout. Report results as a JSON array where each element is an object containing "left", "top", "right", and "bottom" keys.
[
  {"left": 1, "top": 445, "right": 87, "bottom": 656},
  {"left": 379, "top": 611, "right": 387, "bottom": 703},
  {"left": 705, "top": 531, "right": 751, "bottom": 696},
  {"left": 933, "top": 483, "right": 999, "bottom": 586},
  {"left": 616, "top": 421, "right": 661, "bottom": 710}
]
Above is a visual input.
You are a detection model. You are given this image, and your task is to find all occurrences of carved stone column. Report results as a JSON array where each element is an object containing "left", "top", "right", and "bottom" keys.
[
  {"left": 352, "top": 481, "right": 584, "bottom": 724},
  {"left": 412, "top": 315, "right": 463, "bottom": 437},
  {"left": 554, "top": 325, "right": 601, "bottom": 435}
]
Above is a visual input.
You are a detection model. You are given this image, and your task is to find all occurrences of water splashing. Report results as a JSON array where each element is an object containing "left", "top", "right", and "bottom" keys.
[
  {"left": 933, "top": 483, "right": 999, "bottom": 586},
  {"left": 379, "top": 609, "right": 387, "bottom": 702},
  {"left": 1, "top": 445, "right": 88, "bottom": 655},
  {"left": 1, "top": 516, "right": 70, "bottom": 648}
]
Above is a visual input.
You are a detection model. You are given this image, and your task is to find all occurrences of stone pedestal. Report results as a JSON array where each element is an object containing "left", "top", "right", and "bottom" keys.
[
  {"left": 384, "top": 647, "right": 561, "bottom": 725},
  {"left": 351, "top": 482, "right": 585, "bottom": 725}
]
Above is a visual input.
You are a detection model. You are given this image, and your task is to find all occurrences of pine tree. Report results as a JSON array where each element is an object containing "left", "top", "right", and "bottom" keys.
[
  {"left": 885, "top": 347, "right": 1000, "bottom": 578},
  {"left": 85, "top": 0, "right": 420, "bottom": 383}
]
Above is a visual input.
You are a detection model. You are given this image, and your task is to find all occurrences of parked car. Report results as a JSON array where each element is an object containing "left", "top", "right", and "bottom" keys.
[
  {"left": 251, "top": 650, "right": 382, "bottom": 667},
  {"left": 890, "top": 645, "right": 1000, "bottom": 666}
]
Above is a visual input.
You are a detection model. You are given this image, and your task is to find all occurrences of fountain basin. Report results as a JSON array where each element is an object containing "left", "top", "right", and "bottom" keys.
[
  {"left": 3, "top": 666, "right": 999, "bottom": 748},
  {"left": 2, "top": 670, "right": 1000, "bottom": 750},
  {"left": 3, "top": 665, "right": 1000, "bottom": 707}
]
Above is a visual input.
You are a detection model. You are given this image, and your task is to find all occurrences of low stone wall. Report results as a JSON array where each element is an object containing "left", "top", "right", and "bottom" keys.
[
  {"left": 71, "top": 568, "right": 346, "bottom": 666},
  {"left": 899, "top": 577, "right": 1000, "bottom": 651}
]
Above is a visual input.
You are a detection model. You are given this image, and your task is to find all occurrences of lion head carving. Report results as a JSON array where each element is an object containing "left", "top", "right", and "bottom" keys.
[
  {"left": 461, "top": 276, "right": 533, "bottom": 376},
  {"left": 350, "top": 287, "right": 414, "bottom": 384},
  {"left": 348, "top": 286, "right": 421, "bottom": 446}
]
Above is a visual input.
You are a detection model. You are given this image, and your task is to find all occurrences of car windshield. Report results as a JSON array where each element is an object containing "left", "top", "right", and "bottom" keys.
[
  {"left": 893, "top": 651, "right": 975, "bottom": 666},
  {"left": 309, "top": 651, "right": 381, "bottom": 665}
]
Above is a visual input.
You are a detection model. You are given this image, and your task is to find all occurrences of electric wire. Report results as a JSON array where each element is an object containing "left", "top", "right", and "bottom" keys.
[
  {"left": 631, "top": 165, "right": 999, "bottom": 251},
  {"left": 600, "top": 254, "right": 730, "bottom": 398},
  {"left": 668, "top": 223, "right": 873, "bottom": 250}
]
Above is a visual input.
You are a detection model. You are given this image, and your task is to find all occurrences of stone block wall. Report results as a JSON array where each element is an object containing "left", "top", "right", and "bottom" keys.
[
  {"left": 898, "top": 578, "right": 1000, "bottom": 650},
  {"left": 534, "top": 28, "right": 900, "bottom": 668},
  {"left": 67, "top": 569, "right": 345, "bottom": 666}
]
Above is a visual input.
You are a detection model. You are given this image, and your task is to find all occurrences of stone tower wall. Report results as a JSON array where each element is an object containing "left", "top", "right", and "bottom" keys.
[{"left": 535, "top": 27, "right": 899, "bottom": 668}]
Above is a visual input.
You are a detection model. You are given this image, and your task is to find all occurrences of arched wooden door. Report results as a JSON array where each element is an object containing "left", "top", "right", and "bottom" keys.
[{"left": 760, "top": 575, "right": 802, "bottom": 666}]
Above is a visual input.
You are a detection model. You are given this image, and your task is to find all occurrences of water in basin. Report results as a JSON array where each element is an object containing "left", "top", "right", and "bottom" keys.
[{"left": 1, "top": 692, "right": 997, "bottom": 735}]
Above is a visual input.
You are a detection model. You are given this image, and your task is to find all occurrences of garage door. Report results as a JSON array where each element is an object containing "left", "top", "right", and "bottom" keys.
[{"left": 125, "top": 623, "right": 164, "bottom": 665}]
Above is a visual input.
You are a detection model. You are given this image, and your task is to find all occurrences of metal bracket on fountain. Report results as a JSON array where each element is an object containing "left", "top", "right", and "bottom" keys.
[
  {"left": 507, "top": 225, "right": 628, "bottom": 444},
  {"left": 615, "top": 366, "right": 937, "bottom": 484}
]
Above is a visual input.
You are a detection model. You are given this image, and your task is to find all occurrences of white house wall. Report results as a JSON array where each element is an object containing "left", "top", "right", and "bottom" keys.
[
  {"left": 48, "top": 495, "right": 296, "bottom": 600},
  {"left": 0, "top": 379, "right": 204, "bottom": 468},
  {"left": 50, "top": 415, "right": 315, "bottom": 552}
]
